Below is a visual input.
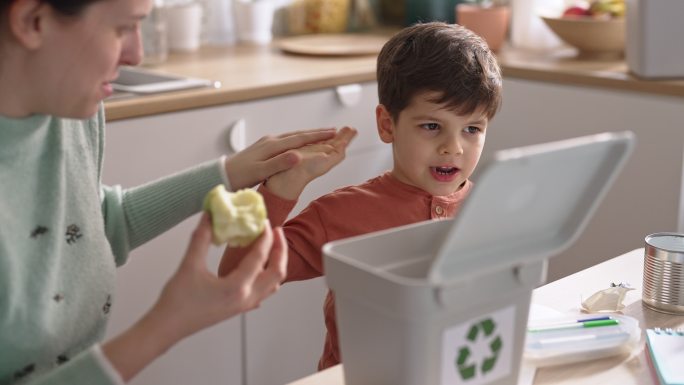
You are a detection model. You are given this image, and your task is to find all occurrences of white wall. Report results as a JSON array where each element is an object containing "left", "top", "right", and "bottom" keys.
[{"left": 485, "top": 78, "right": 684, "bottom": 281}]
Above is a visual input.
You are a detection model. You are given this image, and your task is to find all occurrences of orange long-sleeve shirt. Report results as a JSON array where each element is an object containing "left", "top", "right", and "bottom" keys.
[{"left": 258, "top": 172, "right": 472, "bottom": 370}]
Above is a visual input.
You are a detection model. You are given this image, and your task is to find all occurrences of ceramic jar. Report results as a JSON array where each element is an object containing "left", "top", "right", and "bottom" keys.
[{"left": 456, "top": 3, "right": 511, "bottom": 52}]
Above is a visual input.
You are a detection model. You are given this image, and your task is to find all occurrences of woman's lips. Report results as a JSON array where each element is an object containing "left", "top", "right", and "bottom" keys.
[{"left": 430, "top": 166, "right": 459, "bottom": 182}]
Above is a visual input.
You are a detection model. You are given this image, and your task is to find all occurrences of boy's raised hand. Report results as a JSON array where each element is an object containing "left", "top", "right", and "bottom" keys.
[
  {"left": 263, "top": 126, "right": 358, "bottom": 200},
  {"left": 224, "top": 128, "right": 337, "bottom": 190}
]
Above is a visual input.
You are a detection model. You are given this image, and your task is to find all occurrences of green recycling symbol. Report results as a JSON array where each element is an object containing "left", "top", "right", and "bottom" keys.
[{"left": 455, "top": 318, "right": 503, "bottom": 381}]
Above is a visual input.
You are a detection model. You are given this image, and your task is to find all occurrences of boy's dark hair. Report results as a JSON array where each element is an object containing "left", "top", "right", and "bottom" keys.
[{"left": 377, "top": 22, "right": 502, "bottom": 121}]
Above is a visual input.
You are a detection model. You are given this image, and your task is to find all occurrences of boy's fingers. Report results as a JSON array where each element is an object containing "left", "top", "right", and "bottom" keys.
[
  {"left": 181, "top": 213, "right": 213, "bottom": 270},
  {"left": 326, "top": 126, "right": 357, "bottom": 150}
]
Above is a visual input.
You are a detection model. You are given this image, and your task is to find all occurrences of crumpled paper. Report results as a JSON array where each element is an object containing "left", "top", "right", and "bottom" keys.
[{"left": 581, "top": 282, "right": 635, "bottom": 312}]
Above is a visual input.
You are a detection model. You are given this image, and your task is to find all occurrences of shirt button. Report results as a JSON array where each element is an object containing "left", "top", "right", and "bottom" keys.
[{"left": 435, "top": 206, "right": 444, "bottom": 215}]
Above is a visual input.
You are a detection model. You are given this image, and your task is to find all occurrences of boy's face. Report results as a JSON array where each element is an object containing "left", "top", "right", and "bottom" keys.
[{"left": 376, "top": 91, "right": 487, "bottom": 197}]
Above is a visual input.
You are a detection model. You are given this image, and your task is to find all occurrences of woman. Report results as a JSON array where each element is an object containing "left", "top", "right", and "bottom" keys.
[{"left": 0, "top": 0, "right": 353, "bottom": 383}]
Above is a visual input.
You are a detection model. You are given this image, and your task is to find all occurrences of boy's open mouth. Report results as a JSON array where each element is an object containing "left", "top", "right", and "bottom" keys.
[{"left": 432, "top": 166, "right": 458, "bottom": 175}]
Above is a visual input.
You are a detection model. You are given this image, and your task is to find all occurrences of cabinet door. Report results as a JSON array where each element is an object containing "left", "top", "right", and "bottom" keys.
[
  {"left": 229, "top": 82, "right": 392, "bottom": 385},
  {"left": 103, "top": 105, "right": 244, "bottom": 385}
]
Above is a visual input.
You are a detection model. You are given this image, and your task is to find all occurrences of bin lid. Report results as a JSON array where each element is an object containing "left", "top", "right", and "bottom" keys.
[{"left": 428, "top": 131, "right": 635, "bottom": 284}]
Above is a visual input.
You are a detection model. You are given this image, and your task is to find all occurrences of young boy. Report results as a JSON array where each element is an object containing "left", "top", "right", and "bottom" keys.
[{"left": 220, "top": 22, "right": 502, "bottom": 370}]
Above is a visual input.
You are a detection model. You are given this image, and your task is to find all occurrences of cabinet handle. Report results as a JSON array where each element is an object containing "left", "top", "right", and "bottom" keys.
[
  {"left": 335, "top": 84, "right": 362, "bottom": 107},
  {"left": 228, "top": 118, "right": 247, "bottom": 153}
]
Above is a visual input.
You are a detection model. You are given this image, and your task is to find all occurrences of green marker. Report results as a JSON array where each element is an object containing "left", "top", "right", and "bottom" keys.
[{"left": 528, "top": 319, "right": 619, "bottom": 333}]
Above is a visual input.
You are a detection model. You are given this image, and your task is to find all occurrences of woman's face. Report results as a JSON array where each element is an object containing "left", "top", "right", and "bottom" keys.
[{"left": 34, "top": 0, "right": 150, "bottom": 118}]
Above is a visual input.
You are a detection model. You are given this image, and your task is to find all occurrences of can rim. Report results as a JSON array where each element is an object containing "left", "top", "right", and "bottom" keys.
[{"left": 645, "top": 232, "right": 684, "bottom": 252}]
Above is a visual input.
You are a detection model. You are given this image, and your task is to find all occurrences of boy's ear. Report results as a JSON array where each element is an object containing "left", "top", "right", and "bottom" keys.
[
  {"left": 376, "top": 104, "right": 395, "bottom": 144},
  {"left": 7, "top": 0, "right": 49, "bottom": 50}
]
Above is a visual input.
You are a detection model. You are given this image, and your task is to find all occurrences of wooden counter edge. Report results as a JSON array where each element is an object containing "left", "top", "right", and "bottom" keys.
[{"left": 104, "top": 45, "right": 684, "bottom": 122}]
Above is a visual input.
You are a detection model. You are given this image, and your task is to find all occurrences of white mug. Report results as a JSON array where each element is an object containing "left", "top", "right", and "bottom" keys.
[
  {"left": 233, "top": 0, "right": 275, "bottom": 45},
  {"left": 166, "top": 2, "right": 204, "bottom": 52}
]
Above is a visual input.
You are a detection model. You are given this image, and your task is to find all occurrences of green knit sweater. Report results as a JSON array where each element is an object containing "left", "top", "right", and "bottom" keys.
[{"left": 0, "top": 105, "right": 228, "bottom": 384}]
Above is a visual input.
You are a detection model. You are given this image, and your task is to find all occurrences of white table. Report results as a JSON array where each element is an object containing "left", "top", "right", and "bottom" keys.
[{"left": 288, "top": 248, "right": 684, "bottom": 385}]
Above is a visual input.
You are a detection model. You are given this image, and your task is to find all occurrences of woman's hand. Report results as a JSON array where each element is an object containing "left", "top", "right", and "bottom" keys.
[
  {"left": 262, "top": 126, "right": 358, "bottom": 200},
  {"left": 224, "top": 128, "right": 337, "bottom": 190},
  {"left": 104, "top": 214, "right": 286, "bottom": 381},
  {"left": 156, "top": 214, "right": 287, "bottom": 338}
]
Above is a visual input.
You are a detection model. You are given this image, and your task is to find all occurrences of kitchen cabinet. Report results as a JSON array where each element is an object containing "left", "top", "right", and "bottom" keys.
[
  {"left": 102, "top": 81, "right": 392, "bottom": 385},
  {"left": 484, "top": 78, "right": 684, "bottom": 282},
  {"left": 230, "top": 82, "right": 392, "bottom": 385},
  {"left": 102, "top": 103, "right": 245, "bottom": 385}
]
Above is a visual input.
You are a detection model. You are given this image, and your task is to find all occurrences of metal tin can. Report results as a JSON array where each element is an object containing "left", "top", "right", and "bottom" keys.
[{"left": 643, "top": 232, "right": 684, "bottom": 314}]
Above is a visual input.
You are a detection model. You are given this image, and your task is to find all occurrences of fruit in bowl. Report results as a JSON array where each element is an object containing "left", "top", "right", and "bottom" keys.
[
  {"left": 562, "top": 5, "right": 591, "bottom": 17},
  {"left": 542, "top": 0, "right": 625, "bottom": 59},
  {"left": 562, "top": 0, "right": 625, "bottom": 19}
]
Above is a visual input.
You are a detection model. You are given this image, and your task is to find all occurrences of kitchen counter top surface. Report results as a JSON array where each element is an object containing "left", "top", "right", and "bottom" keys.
[{"left": 104, "top": 38, "right": 684, "bottom": 122}]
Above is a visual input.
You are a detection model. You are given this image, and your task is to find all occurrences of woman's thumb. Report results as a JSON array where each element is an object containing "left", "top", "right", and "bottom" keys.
[{"left": 180, "top": 212, "right": 213, "bottom": 270}]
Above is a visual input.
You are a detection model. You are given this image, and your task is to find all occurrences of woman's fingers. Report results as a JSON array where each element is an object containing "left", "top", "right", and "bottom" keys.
[
  {"left": 261, "top": 128, "right": 337, "bottom": 157},
  {"left": 218, "top": 225, "right": 286, "bottom": 308},
  {"left": 251, "top": 227, "right": 288, "bottom": 297},
  {"left": 275, "top": 127, "right": 337, "bottom": 140},
  {"left": 224, "top": 223, "right": 274, "bottom": 285},
  {"left": 226, "top": 128, "right": 338, "bottom": 189},
  {"left": 254, "top": 150, "right": 302, "bottom": 180},
  {"left": 179, "top": 213, "right": 213, "bottom": 271}
]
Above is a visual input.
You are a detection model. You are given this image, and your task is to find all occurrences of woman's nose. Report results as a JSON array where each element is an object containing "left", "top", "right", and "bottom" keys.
[{"left": 119, "top": 29, "right": 144, "bottom": 66}]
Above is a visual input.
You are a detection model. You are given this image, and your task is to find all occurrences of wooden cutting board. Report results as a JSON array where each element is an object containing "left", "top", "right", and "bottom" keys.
[{"left": 277, "top": 34, "right": 389, "bottom": 57}]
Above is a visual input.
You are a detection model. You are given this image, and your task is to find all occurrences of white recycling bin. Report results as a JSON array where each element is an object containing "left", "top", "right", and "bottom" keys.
[{"left": 323, "top": 132, "right": 635, "bottom": 385}]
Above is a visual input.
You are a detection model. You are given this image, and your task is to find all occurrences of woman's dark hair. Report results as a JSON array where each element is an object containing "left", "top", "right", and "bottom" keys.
[
  {"left": 1, "top": 0, "right": 102, "bottom": 18},
  {"left": 377, "top": 22, "right": 503, "bottom": 121}
]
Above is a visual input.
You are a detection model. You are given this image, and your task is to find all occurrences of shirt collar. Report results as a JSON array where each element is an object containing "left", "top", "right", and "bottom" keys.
[{"left": 378, "top": 172, "right": 472, "bottom": 204}]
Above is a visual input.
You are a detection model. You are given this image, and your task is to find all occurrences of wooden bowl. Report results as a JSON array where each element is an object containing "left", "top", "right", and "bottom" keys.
[{"left": 541, "top": 16, "right": 625, "bottom": 59}]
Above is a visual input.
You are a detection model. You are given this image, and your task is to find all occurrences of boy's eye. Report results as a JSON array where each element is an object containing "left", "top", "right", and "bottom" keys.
[
  {"left": 464, "top": 126, "right": 482, "bottom": 134},
  {"left": 421, "top": 123, "right": 440, "bottom": 131}
]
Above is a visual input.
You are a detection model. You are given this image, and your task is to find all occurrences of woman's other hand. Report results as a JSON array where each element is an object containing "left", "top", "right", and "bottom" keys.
[
  {"left": 263, "top": 126, "right": 357, "bottom": 200},
  {"left": 224, "top": 128, "right": 337, "bottom": 190},
  {"left": 104, "top": 215, "right": 286, "bottom": 382}
]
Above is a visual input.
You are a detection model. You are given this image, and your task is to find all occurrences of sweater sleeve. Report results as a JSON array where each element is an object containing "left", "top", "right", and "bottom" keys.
[
  {"left": 280, "top": 201, "right": 330, "bottom": 282},
  {"left": 20, "top": 346, "right": 123, "bottom": 385},
  {"left": 101, "top": 158, "right": 229, "bottom": 266},
  {"left": 257, "top": 184, "right": 326, "bottom": 281},
  {"left": 257, "top": 183, "right": 297, "bottom": 226}
]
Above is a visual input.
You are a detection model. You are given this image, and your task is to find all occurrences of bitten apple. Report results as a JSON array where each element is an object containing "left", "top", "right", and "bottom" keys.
[{"left": 203, "top": 185, "right": 267, "bottom": 247}]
